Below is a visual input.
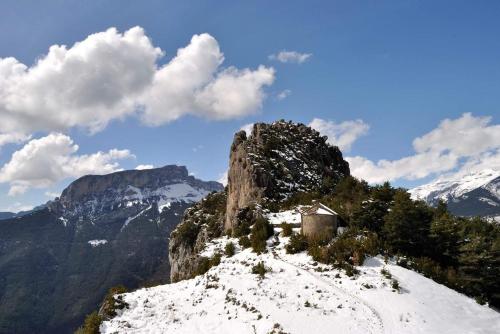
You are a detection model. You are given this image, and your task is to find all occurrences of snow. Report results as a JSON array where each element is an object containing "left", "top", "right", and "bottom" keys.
[
  {"left": 316, "top": 207, "right": 335, "bottom": 215},
  {"left": 88, "top": 239, "right": 108, "bottom": 247},
  {"left": 410, "top": 169, "right": 499, "bottom": 202},
  {"left": 101, "top": 234, "right": 500, "bottom": 334},
  {"left": 265, "top": 208, "right": 302, "bottom": 226},
  {"left": 121, "top": 206, "right": 152, "bottom": 232},
  {"left": 58, "top": 216, "right": 68, "bottom": 227}
]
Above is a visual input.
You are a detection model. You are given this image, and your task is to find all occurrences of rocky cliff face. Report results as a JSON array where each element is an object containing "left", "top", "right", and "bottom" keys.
[
  {"left": 169, "top": 120, "right": 350, "bottom": 282},
  {"left": 0, "top": 165, "right": 221, "bottom": 334},
  {"left": 168, "top": 191, "right": 227, "bottom": 282},
  {"left": 225, "top": 121, "right": 349, "bottom": 230}
]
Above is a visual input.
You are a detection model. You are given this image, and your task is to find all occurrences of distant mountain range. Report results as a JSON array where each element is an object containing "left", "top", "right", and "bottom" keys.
[
  {"left": 0, "top": 165, "right": 222, "bottom": 334},
  {"left": 410, "top": 169, "right": 500, "bottom": 222}
]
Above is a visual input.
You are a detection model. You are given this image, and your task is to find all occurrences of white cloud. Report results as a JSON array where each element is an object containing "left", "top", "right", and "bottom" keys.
[
  {"left": 309, "top": 118, "right": 370, "bottom": 152},
  {"left": 0, "top": 132, "right": 31, "bottom": 148},
  {"left": 135, "top": 164, "right": 154, "bottom": 170},
  {"left": 0, "top": 28, "right": 275, "bottom": 137},
  {"left": 269, "top": 50, "right": 312, "bottom": 64},
  {"left": 276, "top": 89, "right": 291, "bottom": 101},
  {"left": 44, "top": 191, "right": 60, "bottom": 199},
  {"left": 347, "top": 113, "right": 500, "bottom": 184},
  {"left": 240, "top": 123, "right": 254, "bottom": 137},
  {"left": 1, "top": 202, "right": 33, "bottom": 213},
  {"left": 0, "top": 133, "right": 134, "bottom": 195},
  {"left": 217, "top": 169, "right": 228, "bottom": 186}
]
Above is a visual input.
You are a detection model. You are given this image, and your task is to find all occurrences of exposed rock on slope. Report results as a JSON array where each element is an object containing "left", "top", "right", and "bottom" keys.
[
  {"left": 226, "top": 120, "right": 350, "bottom": 230},
  {"left": 169, "top": 191, "right": 227, "bottom": 282},
  {"left": 0, "top": 165, "right": 221, "bottom": 334}
]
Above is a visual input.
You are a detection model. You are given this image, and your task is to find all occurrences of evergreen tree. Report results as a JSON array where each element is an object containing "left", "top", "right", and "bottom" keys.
[{"left": 383, "top": 190, "right": 433, "bottom": 256}]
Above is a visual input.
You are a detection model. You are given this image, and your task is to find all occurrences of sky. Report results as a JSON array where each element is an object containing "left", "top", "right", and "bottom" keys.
[{"left": 0, "top": 0, "right": 499, "bottom": 212}]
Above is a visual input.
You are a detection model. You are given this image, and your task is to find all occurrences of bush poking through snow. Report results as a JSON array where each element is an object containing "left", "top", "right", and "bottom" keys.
[
  {"left": 100, "top": 285, "right": 129, "bottom": 319},
  {"left": 250, "top": 217, "right": 274, "bottom": 254},
  {"left": 194, "top": 253, "right": 222, "bottom": 277},
  {"left": 392, "top": 279, "right": 400, "bottom": 292},
  {"left": 286, "top": 233, "right": 309, "bottom": 254},
  {"left": 251, "top": 261, "right": 269, "bottom": 279},
  {"left": 280, "top": 222, "right": 293, "bottom": 237},
  {"left": 74, "top": 311, "right": 102, "bottom": 334},
  {"left": 239, "top": 235, "right": 251, "bottom": 249},
  {"left": 225, "top": 242, "right": 235, "bottom": 257}
]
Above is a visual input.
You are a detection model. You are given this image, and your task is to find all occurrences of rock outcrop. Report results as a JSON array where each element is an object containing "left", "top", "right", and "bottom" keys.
[
  {"left": 169, "top": 120, "right": 350, "bottom": 282},
  {"left": 225, "top": 120, "right": 349, "bottom": 230},
  {"left": 169, "top": 191, "right": 227, "bottom": 282}
]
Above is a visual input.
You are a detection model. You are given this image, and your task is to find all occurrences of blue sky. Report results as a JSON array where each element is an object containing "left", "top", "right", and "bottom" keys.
[{"left": 0, "top": 0, "right": 499, "bottom": 211}]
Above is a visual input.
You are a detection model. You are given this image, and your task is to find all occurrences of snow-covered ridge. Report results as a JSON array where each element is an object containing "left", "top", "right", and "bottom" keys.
[
  {"left": 101, "top": 233, "right": 500, "bottom": 334},
  {"left": 410, "top": 168, "right": 499, "bottom": 202}
]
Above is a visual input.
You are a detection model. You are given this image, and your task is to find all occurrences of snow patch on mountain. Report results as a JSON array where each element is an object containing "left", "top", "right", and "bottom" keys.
[
  {"left": 410, "top": 169, "right": 499, "bottom": 202},
  {"left": 101, "top": 234, "right": 500, "bottom": 334},
  {"left": 88, "top": 239, "right": 108, "bottom": 247}
]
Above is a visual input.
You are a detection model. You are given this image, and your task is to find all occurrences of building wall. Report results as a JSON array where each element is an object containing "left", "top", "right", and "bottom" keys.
[{"left": 301, "top": 214, "right": 337, "bottom": 240}]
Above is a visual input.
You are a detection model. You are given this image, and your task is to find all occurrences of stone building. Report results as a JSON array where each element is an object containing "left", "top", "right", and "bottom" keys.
[{"left": 301, "top": 203, "right": 339, "bottom": 240}]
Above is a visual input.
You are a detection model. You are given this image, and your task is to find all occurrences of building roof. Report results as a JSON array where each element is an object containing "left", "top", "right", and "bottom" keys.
[{"left": 301, "top": 203, "right": 338, "bottom": 216}]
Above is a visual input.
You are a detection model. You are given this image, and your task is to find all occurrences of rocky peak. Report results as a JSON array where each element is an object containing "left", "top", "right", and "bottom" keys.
[
  {"left": 225, "top": 120, "right": 350, "bottom": 230},
  {"left": 52, "top": 165, "right": 222, "bottom": 217}
]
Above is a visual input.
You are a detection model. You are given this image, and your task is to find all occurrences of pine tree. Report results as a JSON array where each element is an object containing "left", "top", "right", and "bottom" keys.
[{"left": 383, "top": 190, "right": 432, "bottom": 256}]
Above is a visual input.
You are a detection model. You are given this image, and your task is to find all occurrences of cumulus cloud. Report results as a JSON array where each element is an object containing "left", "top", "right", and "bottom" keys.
[
  {"left": 0, "top": 132, "right": 31, "bottom": 148},
  {"left": 1, "top": 202, "right": 34, "bottom": 213},
  {"left": 135, "top": 164, "right": 154, "bottom": 170},
  {"left": 0, "top": 133, "right": 134, "bottom": 195},
  {"left": 217, "top": 169, "right": 228, "bottom": 186},
  {"left": 347, "top": 113, "right": 500, "bottom": 183},
  {"left": 0, "top": 27, "right": 275, "bottom": 139},
  {"left": 44, "top": 191, "right": 60, "bottom": 199},
  {"left": 276, "top": 89, "right": 291, "bottom": 101},
  {"left": 240, "top": 123, "right": 254, "bottom": 137},
  {"left": 309, "top": 118, "right": 370, "bottom": 152},
  {"left": 269, "top": 50, "right": 312, "bottom": 64}
]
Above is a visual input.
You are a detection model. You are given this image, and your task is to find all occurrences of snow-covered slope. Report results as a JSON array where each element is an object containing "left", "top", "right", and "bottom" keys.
[
  {"left": 410, "top": 169, "right": 500, "bottom": 220},
  {"left": 101, "top": 223, "right": 500, "bottom": 334}
]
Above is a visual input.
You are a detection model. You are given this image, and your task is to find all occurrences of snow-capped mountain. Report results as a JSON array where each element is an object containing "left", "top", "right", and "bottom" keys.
[
  {"left": 0, "top": 165, "right": 222, "bottom": 334},
  {"left": 101, "top": 210, "right": 500, "bottom": 334},
  {"left": 410, "top": 169, "right": 500, "bottom": 221}
]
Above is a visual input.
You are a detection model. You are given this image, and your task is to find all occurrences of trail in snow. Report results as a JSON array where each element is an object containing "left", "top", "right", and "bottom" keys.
[
  {"left": 102, "top": 232, "right": 500, "bottom": 334},
  {"left": 272, "top": 250, "right": 385, "bottom": 334}
]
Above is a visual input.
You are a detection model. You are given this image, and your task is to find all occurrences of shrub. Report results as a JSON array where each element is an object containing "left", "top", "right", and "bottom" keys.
[
  {"left": 251, "top": 261, "right": 269, "bottom": 278},
  {"left": 238, "top": 235, "right": 251, "bottom": 249},
  {"left": 100, "top": 285, "right": 129, "bottom": 319},
  {"left": 250, "top": 217, "right": 274, "bottom": 253},
  {"left": 391, "top": 279, "right": 400, "bottom": 292},
  {"left": 174, "top": 220, "right": 200, "bottom": 248},
  {"left": 74, "top": 311, "right": 102, "bottom": 334},
  {"left": 280, "top": 222, "right": 293, "bottom": 237},
  {"left": 194, "top": 253, "right": 222, "bottom": 277},
  {"left": 225, "top": 242, "right": 235, "bottom": 257},
  {"left": 381, "top": 268, "right": 392, "bottom": 279},
  {"left": 286, "top": 233, "right": 308, "bottom": 254}
]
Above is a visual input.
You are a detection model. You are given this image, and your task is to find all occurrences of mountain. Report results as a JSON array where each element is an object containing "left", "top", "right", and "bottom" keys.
[
  {"left": 0, "top": 165, "right": 222, "bottom": 334},
  {"left": 409, "top": 169, "right": 500, "bottom": 221},
  {"left": 102, "top": 217, "right": 500, "bottom": 334},
  {"left": 0, "top": 212, "right": 15, "bottom": 220}
]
